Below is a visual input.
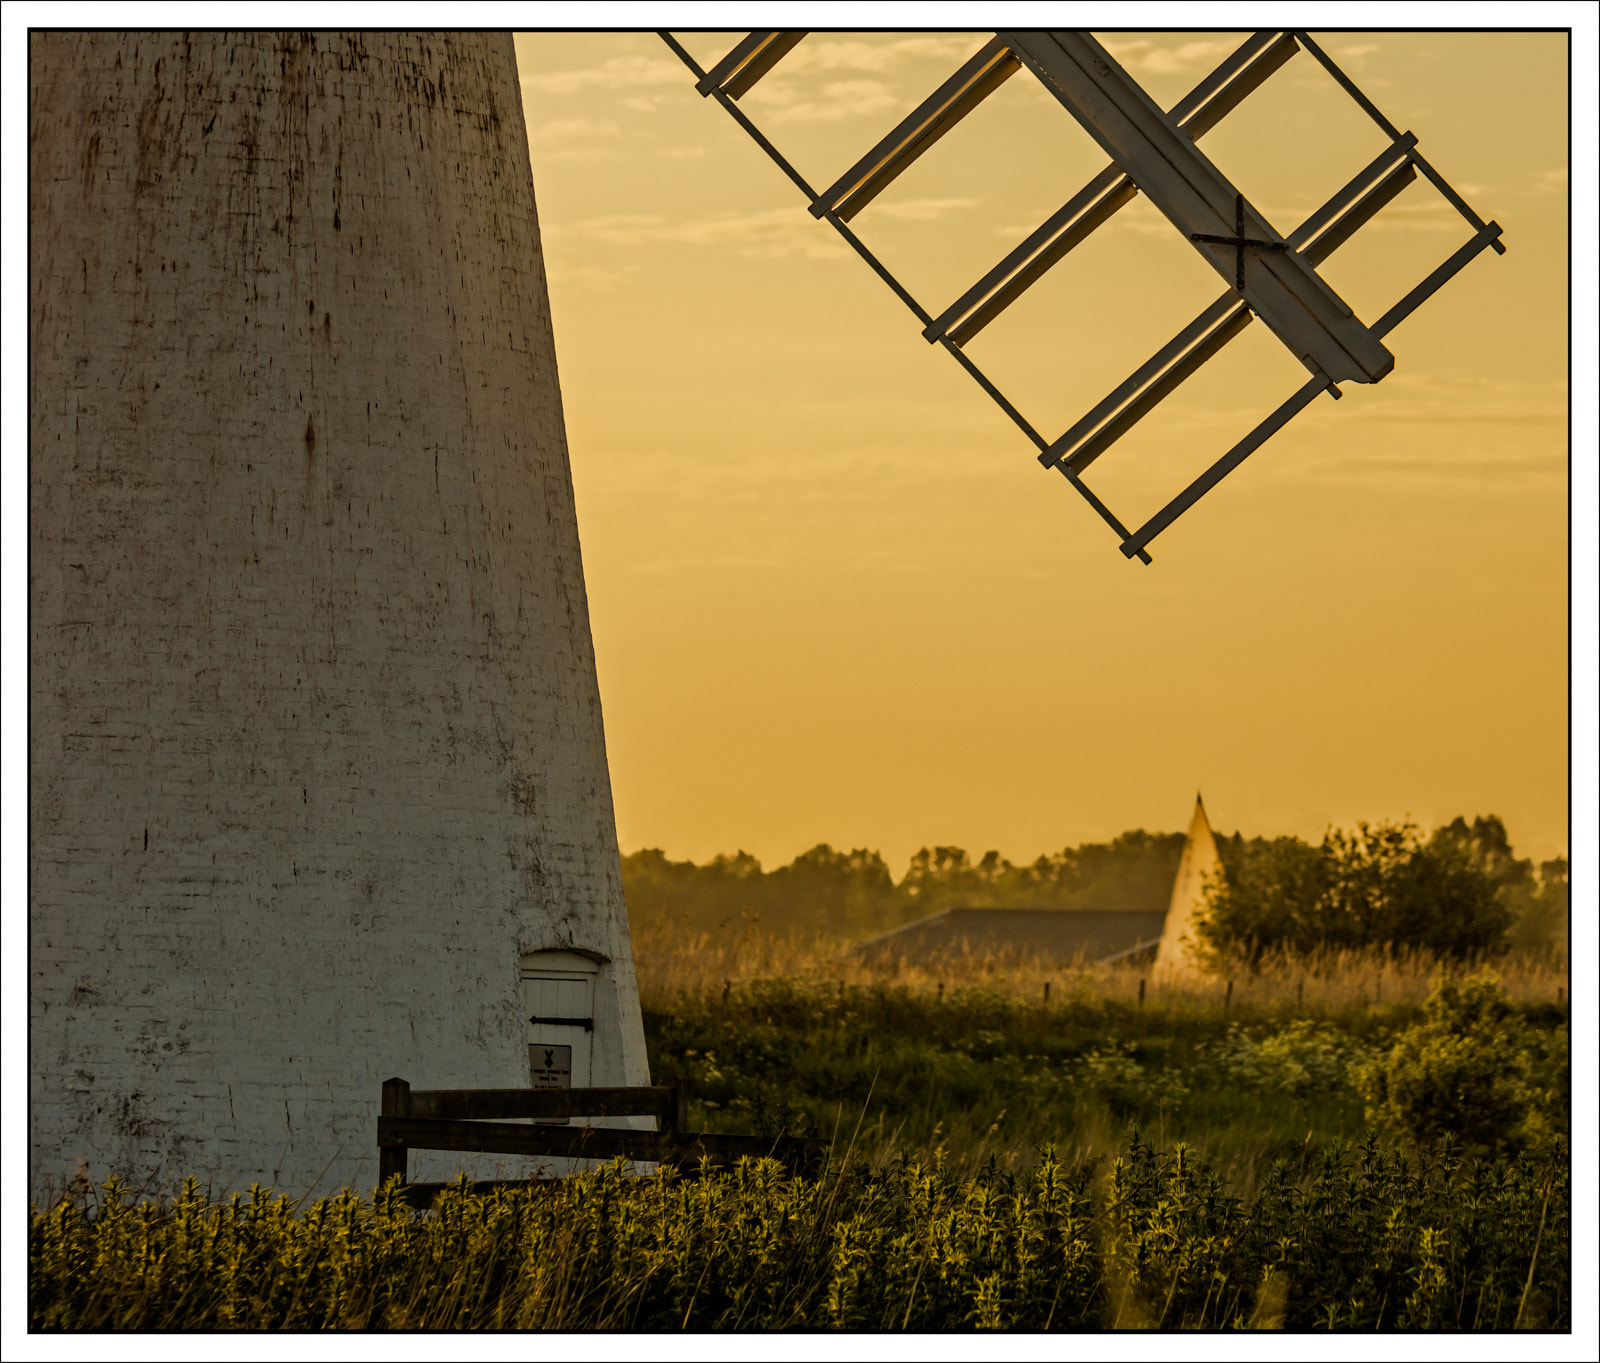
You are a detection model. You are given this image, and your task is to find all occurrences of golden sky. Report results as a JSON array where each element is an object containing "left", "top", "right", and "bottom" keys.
[{"left": 511, "top": 30, "right": 1570, "bottom": 871}]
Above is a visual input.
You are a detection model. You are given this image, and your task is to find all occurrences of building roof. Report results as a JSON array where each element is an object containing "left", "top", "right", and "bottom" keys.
[{"left": 853, "top": 907, "right": 1166, "bottom": 967}]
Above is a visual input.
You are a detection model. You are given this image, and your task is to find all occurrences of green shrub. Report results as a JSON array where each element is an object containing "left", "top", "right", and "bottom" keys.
[
  {"left": 1070, "top": 1042, "right": 1190, "bottom": 1114},
  {"left": 1199, "top": 1019, "right": 1374, "bottom": 1097},
  {"left": 1202, "top": 821, "right": 1513, "bottom": 961},
  {"left": 1354, "top": 975, "right": 1568, "bottom": 1155}
]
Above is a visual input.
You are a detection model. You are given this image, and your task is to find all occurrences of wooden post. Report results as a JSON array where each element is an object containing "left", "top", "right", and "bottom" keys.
[
  {"left": 1296, "top": 979, "right": 1304, "bottom": 1010},
  {"left": 936, "top": 982, "right": 944, "bottom": 1003},
  {"left": 1224, "top": 979, "right": 1233, "bottom": 1009},
  {"left": 722, "top": 979, "right": 731, "bottom": 1005},
  {"left": 1043, "top": 981, "right": 1051, "bottom": 1005},
  {"left": 660, "top": 1085, "right": 687, "bottom": 1134},
  {"left": 379, "top": 1076, "right": 410, "bottom": 1188},
  {"left": 1138, "top": 978, "right": 1146, "bottom": 1009}
]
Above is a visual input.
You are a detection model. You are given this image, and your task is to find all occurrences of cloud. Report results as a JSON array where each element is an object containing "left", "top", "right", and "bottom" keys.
[
  {"left": 549, "top": 209, "right": 849, "bottom": 260},
  {"left": 1336, "top": 43, "right": 1380, "bottom": 60},
  {"left": 778, "top": 35, "right": 989, "bottom": 76},
  {"left": 871, "top": 198, "right": 979, "bottom": 221},
  {"left": 1529, "top": 167, "right": 1568, "bottom": 196},
  {"left": 518, "top": 53, "right": 687, "bottom": 95},
  {"left": 1306, "top": 449, "right": 1565, "bottom": 483},
  {"left": 714, "top": 36, "right": 992, "bottom": 124},
  {"left": 746, "top": 78, "right": 900, "bottom": 124},
  {"left": 527, "top": 117, "right": 621, "bottom": 161},
  {"left": 532, "top": 117, "right": 620, "bottom": 143},
  {"left": 544, "top": 262, "right": 640, "bottom": 294},
  {"left": 1363, "top": 201, "right": 1482, "bottom": 231},
  {"left": 1099, "top": 37, "right": 1238, "bottom": 77}
]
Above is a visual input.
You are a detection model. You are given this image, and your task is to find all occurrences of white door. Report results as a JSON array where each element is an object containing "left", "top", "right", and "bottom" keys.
[{"left": 521, "top": 952, "right": 600, "bottom": 1124}]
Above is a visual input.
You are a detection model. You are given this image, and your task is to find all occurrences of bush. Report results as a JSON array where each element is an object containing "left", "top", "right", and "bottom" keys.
[
  {"left": 1201, "top": 821, "right": 1511, "bottom": 961},
  {"left": 1354, "top": 975, "right": 1568, "bottom": 1155},
  {"left": 1199, "top": 1020, "right": 1374, "bottom": 1097}
]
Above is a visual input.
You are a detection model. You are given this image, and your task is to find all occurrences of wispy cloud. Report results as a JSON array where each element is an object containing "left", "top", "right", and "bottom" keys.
[
  {"left": 532, "top": 117, "right": 619, "bottom": 142},
  {"left": 549, "top": 209, "right": 847, "bottom": 260},
  {"left": 747, "top": 77, "right": 901, "bottom": 123},
  {"left": 779, "top": 35, "right": 989, "bottom": 75},
  {"left": 518, "top": 53, "right": 686, "bottom": 95},
  {"left": 1529, "top": 167, "right": 1568, "bottom": 196},
  {"left": 871, "top": 198, "right": 979, "bottom": 221},
  {"left": 521, "top": 35, "right": 986, "bottom": 111},
  {"left": 544, "top": 262, "right": 641, "bottom": 294},
  {"left": 1099, "top": 37, "right": 1238, "bottom": 77},
  {"left": 1363, "top": 201, "right": 1484, "bottom": 232},
  {"left": 527, "top": 116, "right": 621, "bottom": 162}
]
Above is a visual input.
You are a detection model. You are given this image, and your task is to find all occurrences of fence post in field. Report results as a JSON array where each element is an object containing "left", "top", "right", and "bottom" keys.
[
  {"left": 1296, "top": 979, "right": 1304, "bottom": 1011},
  {"left": 379, "top": 1077, "right": 411, "bottom": 1188},
  {"left": 1138, "top": 978, "right": 1146, "bottom": 1009},
  {"left": 1043, "top": 981, "right": 1051, "bottom": 1005},
  {"left": 1225, "top": 979, "right": 1233, "bottom": 1009}
]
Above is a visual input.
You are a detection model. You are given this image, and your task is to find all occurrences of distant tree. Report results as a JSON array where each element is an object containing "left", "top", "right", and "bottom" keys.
[
  {"left": 767, "top": 844, "right": 899, "bottom": 936},
  {"left": 1200, "top": 820, "right": 1512, "bottom": 962},
  {"left": 1027, "top": 830, "right": 1187, "bottom": 914},
  {"left": 1512, "top": 857, "right": 1570, "bottom": 949},
  {"left": 1206, "top": 834, "right": 1325, "bottom": 957},
  {"left": 621, "top": 847, "right": 767, "bottom": 936},
  {"left": 1431, "top": 816, "right": 1568, "bottom": 950},
  {"left": 895, "top": 830, "right": 1187, "bottom": 921}
]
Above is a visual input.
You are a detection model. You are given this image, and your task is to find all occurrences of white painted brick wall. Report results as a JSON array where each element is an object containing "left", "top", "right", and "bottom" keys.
[{"left": 29, "top": 31, "right": 650, "bottom": 1202}]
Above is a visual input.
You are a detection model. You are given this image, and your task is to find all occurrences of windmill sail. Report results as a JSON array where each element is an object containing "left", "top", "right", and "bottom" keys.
[{"left": 664, "top": 29, "right": 1504, "bottom": 561}]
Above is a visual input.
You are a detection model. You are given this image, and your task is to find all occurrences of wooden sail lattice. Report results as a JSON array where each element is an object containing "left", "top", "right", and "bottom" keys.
[{"left": 662, "top": 30, "right": 1505, "bottom": 564}]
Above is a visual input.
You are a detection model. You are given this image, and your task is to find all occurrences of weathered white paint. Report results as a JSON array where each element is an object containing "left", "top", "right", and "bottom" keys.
[
  {"left": 29, "top": 31, "right": 649, "bottom": 1202},
  {"left": 1153, "top": 795, "right": 1223, "bottom": 980}
]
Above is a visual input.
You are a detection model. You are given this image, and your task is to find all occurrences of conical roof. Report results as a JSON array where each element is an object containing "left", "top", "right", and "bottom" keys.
[{"left": 1154, "top": 794, "right": 1222, "bottom": 980}]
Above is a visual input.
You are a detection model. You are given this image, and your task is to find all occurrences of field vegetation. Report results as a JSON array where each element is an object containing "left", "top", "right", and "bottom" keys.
[
  {"left": 33, "top": 947, "right": 1568, "bottom": 1331},
  {"left": 31, "top": 814, "right": 1569, "bottom": 1330}
]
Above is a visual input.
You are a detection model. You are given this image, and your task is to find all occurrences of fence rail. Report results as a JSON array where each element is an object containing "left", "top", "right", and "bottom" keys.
[{"left": 377, "top": 1077, "right": 824, "bottom": 1206}]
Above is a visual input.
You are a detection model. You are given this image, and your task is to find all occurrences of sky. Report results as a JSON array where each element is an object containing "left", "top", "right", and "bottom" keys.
[{"left": 510, "top": 27, "right": 1575, "bottom": 875}]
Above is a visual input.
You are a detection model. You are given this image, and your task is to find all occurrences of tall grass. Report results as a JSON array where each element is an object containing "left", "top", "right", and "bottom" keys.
[
  {"left": 31, "top": 1133, "right": 1569, "bottom": 1329},
  {"left": 632, "top": 924, "right": 1568, "bottom": 1018}
]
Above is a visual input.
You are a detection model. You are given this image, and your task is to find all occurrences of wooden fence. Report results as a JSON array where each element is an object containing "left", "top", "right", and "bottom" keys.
[{"left": 377, "top": 1078, "right": 825, "bottom": 1206}]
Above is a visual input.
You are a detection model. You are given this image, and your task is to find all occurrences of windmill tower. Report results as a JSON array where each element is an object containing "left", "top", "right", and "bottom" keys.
[{"left": 29, "top": 32, "right": 649, "bottom": 1202}]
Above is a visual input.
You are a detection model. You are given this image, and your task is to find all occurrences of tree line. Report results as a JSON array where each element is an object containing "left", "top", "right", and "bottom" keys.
[{"left": 622, "top": 814, "right": 1567, "bottom": 957}]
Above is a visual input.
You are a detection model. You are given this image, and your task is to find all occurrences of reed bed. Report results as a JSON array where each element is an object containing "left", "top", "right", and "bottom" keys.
[{"left": 633, "top": 926, "right": 1568, "bottom": 1020}]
